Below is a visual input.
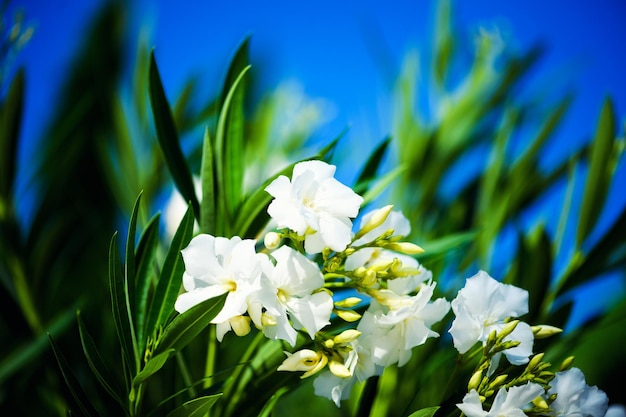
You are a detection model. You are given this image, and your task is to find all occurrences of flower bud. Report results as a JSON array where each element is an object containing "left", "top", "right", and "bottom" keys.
[
  {"left": 328, "top": 359, "right": 352, "bottom": 378},
  {"left": 498, "top": 320, "right": 520, "bottom": 340},
  {"left": 362, "top": 269, "right": 378, "bottom": 287},
  {"left": 532, "top": 397, "right": 550, "bottom": 410},
  {"left": 531, "top": 325, "right": 563, "bottom": 339},
  {"left": 264, "top": 231, "right": 282, "bottom": 249},
  {"left": 526, "top": 353, "right": 545, "bottom": 372},
  {"left": 559, "top": 356, "right": 575, "bottom": 371},
  {"left": 353, "top": 205, "right": 394, "bottom": 240},
  {"left": 333, "top": 329, "right": 361, "bottom": 344},
  {"left": 230, "top": 315, "right": 251, "bottom": 337},
  {"left": 336, "top": 309, "right": 362, "bottom": 322},
  {"left": 383, "top": 241, "right": 424, "bottom": 255},
  {"left": 488, "top": 374, "right": 508, "bottom": 390},
  {"left": 334, "top": 297, "right": 362, "bottom": 308},
  {"left": 468, "top": 369, "right": 483, "bottom": 391}
]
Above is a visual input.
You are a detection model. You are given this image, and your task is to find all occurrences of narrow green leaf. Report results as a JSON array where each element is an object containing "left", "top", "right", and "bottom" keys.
[
  {"left": 109, "top": 232, "right": 136, "bottom": 376},
  {"left": 153, "top": 293, "right": 227, "bottom": 355},
  {"left": 49, "top": 334, "right": 103, "bottom": 417},
  {"left": 135, "top": 212, "right": 161, "bottom": 352},
  {"left": 415, "top": 231, "right": 478, "bottom": 263},
  {"left": 125, "top": 193, "right": 142, "bottom": 367},
  {"left": 220, "top": 36, "right": 250, "bottom": 105},
  {"left": 576, "top": 98, "right": 617, "bottom": 247},
  {"left": 214, "top": 64, "right": 251, "bottom": 232},
  {"left": 132, "top": 348, "right": 175, "bottom": 388},
  {"left": 149, "top": 50, "right": 200, "bottom": 217},
  {"left": 0, "top": 69, "right": 24, "bottom": 197},
  {"left": 145, "top": 203, "right": 195, "bottom": 339},
  {"left": 77, "top": 312, "right": 126, "bottom": 407},
  {"left": 166, "top": 394, "right": 223, "bottom": 417},
  {"left": 433, "top": 0, "right": 452, "bottom": 87},
  {"left": 408, "top": 406, "right": 440, "bottom": 417},
  {"left": 360, "top": 165, "right": 407, "bottom": 206},
  {"left": 353, "top": 136, "right": 391, "bottom": 196},
  {"left": 200, "top": 126, "right": 216, "bottom": 234}
]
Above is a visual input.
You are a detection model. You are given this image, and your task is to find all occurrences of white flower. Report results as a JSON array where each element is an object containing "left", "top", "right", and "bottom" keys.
[
  {"left": 448, "top": 270, "right": 534, "bottom": 365},
  {"left": 313, "top": 340, "right": 381, "bottom": 407},
  {"left": 605, "top": 405, "right": 626, "bottom": 417},
  {"left": 248, "top": 245, "right": 333, "bottom": 346},
  {"left": 357, "top": 282, "right": 450, "bottom": 367},
  {"left": 163, "top": 177, "right": 202, "bottom": 239},
  {"left": 265, "top": 160, "right": 363, "bottom": 254},
  {"left": 548, "top": 368, "right": 608, "bottom": 417},
  {"left": 457, "top": 383, "right": 544, "bottom": 417},
  {"left": 174, "top": 234, "right": 265, "bottom": 340}
]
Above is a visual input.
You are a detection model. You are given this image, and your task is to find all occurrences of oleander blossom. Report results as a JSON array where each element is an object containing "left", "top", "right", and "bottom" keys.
[
  {"left": 448, "top": 270, "right": 534, "bottom": 367},
  {"left": 174, "top": 234, "right": 265, "bottom": 341},
  {"left": 457, "top": 382, "right": 544, "bottom": 417},
  {"left": 547, "top": 367, "right": 609, "bottom": 417},
  {"left": 265, "top": 160, "right": 363, "bottom": 254},
  {"left": 248, "top": 245, "right": 333, "bottom": 346},
  {"left": 357, "top": 281, "right": 450, "bottom": 367}
]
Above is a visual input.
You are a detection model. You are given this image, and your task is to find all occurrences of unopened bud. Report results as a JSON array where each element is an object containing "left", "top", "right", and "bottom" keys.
[
  {"left": 498, "top": 320, "right": 520, "bottom": 340},
  {"left": 264, "top": 232, "right": 282, "bottom": 249},
  {"left": 468, "top": 369, "right": 483, "bottom": 391},
  {"left": 278, "top": 350, "right": 328, "bottom": 379},
  {"left": 334, "top": 297, "right": 362, "bottom": 308},
  {"left": 328, "top": 359, "right": 351, "bottom": 378},
  {"left": 336, "top": 309, "right": 362, "bottom": 322},
  {"left": 352, "top": 267, "right": 367, "bottom": 278},
  {"left": 526, "top": 353, "right": 545, "bottom": 371},
  {"left": 230, "top": 315, "right": 251, "bottom": 337},
  {"left": 532, "top": 325, "right": 563, "bottom": 339},
  {"left": 488, "top": 374, "right": 508, "bottom": 390},
  {"left": 334, "top": 329, "right": 361, "bottom": 344},
  {"left": 354, "top": 205, "right": 394, "bottom": 241},
  {"left": 362, "top": 269, "right": 378, "bottom": 287},
  {"left": 559, "top": 356, "right": 575, "bottom": 371},
  {"left": 532, "top": 397, "right": 550, "bottom": 410},
  {"left": 384, "top": 242, "right": 424, "bottom": 255}
]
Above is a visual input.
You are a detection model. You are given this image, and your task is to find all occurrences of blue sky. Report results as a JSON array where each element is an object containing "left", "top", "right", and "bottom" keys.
[{"left": 5, "top": 0, "right": 626, "bottom": 327}]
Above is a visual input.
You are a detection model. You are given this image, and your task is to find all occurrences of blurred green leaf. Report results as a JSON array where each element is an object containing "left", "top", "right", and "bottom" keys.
[
  {"left": 576, "top": 98, "right": 617, "bottom": 247},
  {"left": 353, "top": 136, "right": 391, "bottom": 196},
  {"left": 135, "top": 212, "right": 161, "bottom": 353},
  {"left": 408, "top": 406, "right": 440, "bottom": 417},
  {"left": 153, "top": 293, "right": 227, "bottom": 355},
  {"left": 109, "top": 232, "right": 136, "bottom": 377},
  {"left": 415, "top": 231, "right": 477, "bottom": 264},
  {"left": 49, "top": 333, "right": 103, "bottom": 417},
  {"left": 77, "top": 311, "right": 126, "bottom": 408},
  {"left": 145, "top": 203, "right": 195, "bottom": 341},
  {"left": 200, "top": 126, "right": 216, "bottom": 234},
  {"left": 149, "top": 50, "right": 200, "bottom": 218},
  {"left": 215, "top": 64, "right": 251, "bottom": 233},
  {"left": 166, "top": 394, "right": 223, "bottom": 417},
  {"left": 0, "top": 68, "right": 23, "bottom": 198}
]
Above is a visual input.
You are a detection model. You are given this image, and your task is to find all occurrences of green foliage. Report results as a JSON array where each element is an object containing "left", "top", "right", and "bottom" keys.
[{"left": 1, "top": 0, "right": 624, "bottom": 416}]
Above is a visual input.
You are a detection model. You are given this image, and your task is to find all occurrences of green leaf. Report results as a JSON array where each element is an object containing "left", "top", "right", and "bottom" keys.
[
  {"left": 353, "top": 136, "right": 391, "bottom": 196},
  {"left": 135, "top": 212, "right": 161, "bottom": 353},
  {"left": 166, "top": 394, "right": 222, "bottom": 417},
  {"left": 145, "top": 203, "right": 195, "bottom": 340},
  {"left": 415, "top": 231, "right": 478, "bottom": 263},
  {"left": 124, "top": 193, "right": 141, "bottom": 365},
  {"left": 577, "top": 98, "right": 616, "bottom": 247},
  {"left": 77, "top": 312, "right": 126, "bottom": 407},
  {"left": 132, "top": 348, "right": 175, "bottom": 388},
  {"left": 200, "top": 126, "right": 216, "bottom": 234},
  {"left": 149, "top": 50, "right": 200, "bottom": 218},
  {"left": 215, "top": 64, "right": 251, "bottom": 233},
  {"left": 153, "top": 293, "right": 227, "bottom": 355},
  {"left": 407, "top": 406, "right": 440, "bottom": 417},
  {"left": 109, "top": 232, "right": 136, "bottom": 376},
  {"left": 0, "top": 69, "right": 24, "bottom": 197},
  {"left": 360, "top": 165, "right": 407, "bottom": 206},
  {"left": 49, "top": 333, "right": 103, "bottom": 417}
]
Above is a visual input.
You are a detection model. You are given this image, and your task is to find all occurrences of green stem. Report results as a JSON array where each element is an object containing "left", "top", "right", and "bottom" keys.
[
  {"left": 204, "top": 325, "right": 217, "bottom": 389},
  {"left": 176, "top": 352, "right": 197, "bottom": 398}
]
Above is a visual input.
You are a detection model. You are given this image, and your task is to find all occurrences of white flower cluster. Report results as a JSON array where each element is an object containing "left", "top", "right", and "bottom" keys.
[{"left": 173, "top": 160, "right": 617, "bottom": 413}]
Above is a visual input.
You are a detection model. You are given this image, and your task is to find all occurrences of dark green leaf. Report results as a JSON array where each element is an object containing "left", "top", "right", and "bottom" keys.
[
  {"left": 0, "top": 69, "right": 24, "bottom": 197},
  {"left": 353, "top": 136, "right": 391, "bottom": 196},
  {"left": 577, "top": 98, "right": 616, "bottom": 247},
  {"left": 145, "top": 203, "right": 195, "bottom": 340},
  {"left": 200, "top": 126, "right": 216, "bottom": 235},
  {"left": 407, "top": 406, "right": 440, "bottom": 417},
  {"left": 135, "top": 212, "right": 161, "bottom": 353},
  {"left": 214, "top": 64, "right": 251, "bottom": 233},
  {"left": 132, "top": 348, "right": 175, "bottom": 388},
  {"left": 415, "top": 231, "right": 478, "bottom": 263},
  {"left": 109, "top": 232, "right": 137, "bottom": 376},
  {"left": 166, "top": 394, "right": 222, "bottom": 417},
  {"left": 124, "top": 193, "right": 142, "bottom": 363},
  {"left": 49, "top": 334, "right": 102, "bottom": 417},
  {"left": 149, "top": 50, "right": 200, "bottom": 218},
  {"left": 77, "top": 312, "right": 126, "bottom": 407},
  {"left": 153, "top": 293, "right": 227, "bottom": 355}
]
